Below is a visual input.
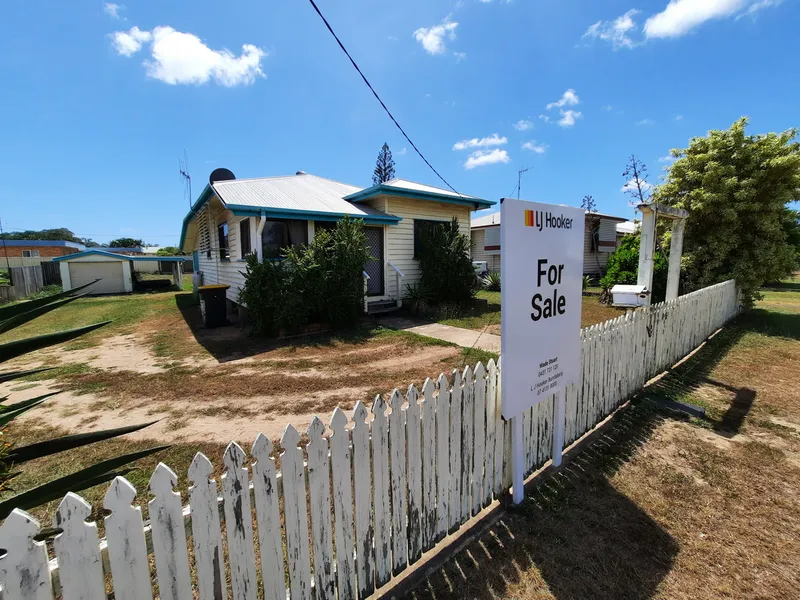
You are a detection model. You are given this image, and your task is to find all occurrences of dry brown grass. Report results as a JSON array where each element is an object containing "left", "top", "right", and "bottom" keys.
[{"left": 409, "top": 285, "right": 800, "bottom": 600}]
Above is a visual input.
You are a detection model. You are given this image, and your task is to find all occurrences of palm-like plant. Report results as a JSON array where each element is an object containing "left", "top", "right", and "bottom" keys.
[
  {"left": 482, "top": 271, "right": 501, "bottom": 292},
  {"left": 0, "top": 280, "right": 166, "bottom": 519}
]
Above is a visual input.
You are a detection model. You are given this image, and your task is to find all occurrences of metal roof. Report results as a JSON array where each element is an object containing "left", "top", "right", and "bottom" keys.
[
  {"left": 212, "top": 174, "right": 394, "bottom": 220},
  {"left": 53, "top": 250, "right": 186, "bottom": 262},
  {"left": 345, "top": 178, "right": 494, "bottom": 208},
  {"left": 383, "top": 178, "right": 479, "bottom": 200},
  {"left": 0, "top": 240, "right": 85, "bottom": 250}
]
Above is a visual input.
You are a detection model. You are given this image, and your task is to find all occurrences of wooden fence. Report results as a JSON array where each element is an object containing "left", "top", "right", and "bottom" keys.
[
  {"left": 0, "top": 280, "right": 740, "bottom": 600},
  {"left": 0, "top": 266, "right": 47, "bottom": 304}
]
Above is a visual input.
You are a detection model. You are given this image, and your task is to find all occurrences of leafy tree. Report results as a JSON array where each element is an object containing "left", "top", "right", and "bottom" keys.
[
  {"left": 109, "top": 237, "right": 144, "bottom": 248},
  {"left": 156, "top": 246, "right": 183, "bottom": 256},
  {"left": 599, "top": 234, "right": 668, "bottom": 303},
  {"left": 656, "top": 118, "right": 800, "bottom": 305},
  {"left": 372, "top": 142, "right": 396, "bottom": 185},
  {"left": 418, "top": 217, "right": 476, "bottom": 306},
  {"left": 1, "top": 228, "right": 81, "bottom": 243}
]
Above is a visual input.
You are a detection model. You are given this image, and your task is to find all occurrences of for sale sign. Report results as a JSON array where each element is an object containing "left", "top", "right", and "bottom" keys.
[{"left": 500, "top": 198, "right": 584, "bottom": 419}]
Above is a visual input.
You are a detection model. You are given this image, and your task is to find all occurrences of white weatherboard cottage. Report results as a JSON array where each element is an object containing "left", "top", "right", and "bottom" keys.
[
  {"left": 179, "top": 170, "right": 494, "bottom": 312},
  {"left": 471, "top": 210, "right": 635, "bottom": 275}
]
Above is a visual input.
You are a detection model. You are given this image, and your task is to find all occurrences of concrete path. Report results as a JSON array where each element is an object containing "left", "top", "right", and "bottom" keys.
[{"left": 378, "top": 316, "right": 501, "bottom": 353}]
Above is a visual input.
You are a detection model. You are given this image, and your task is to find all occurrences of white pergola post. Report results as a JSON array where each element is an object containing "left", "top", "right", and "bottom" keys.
[
  {"left": 636, "top": 202, "right": 689, "bottom": 305},
  {"left": 666, "top": 218, "right": 686, "bottom": 301}
]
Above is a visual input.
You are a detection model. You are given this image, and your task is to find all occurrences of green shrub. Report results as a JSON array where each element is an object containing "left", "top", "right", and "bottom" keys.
[
  {"left": 599, "top": 234, "right": 668, "bottom": 303},
  {"left": 418, "top": 217, "right": 476, "bottom": 306},
  {"left": 482, "top": 271, "right": 501, "bottom": 292},
  {"left": 239, "top": 217, "right": 371, "bottom": 334}
]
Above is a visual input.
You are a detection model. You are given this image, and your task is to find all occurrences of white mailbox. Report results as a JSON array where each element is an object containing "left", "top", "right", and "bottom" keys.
[{"left": 610, "top": 284, "right": 650, "bottom": 307}]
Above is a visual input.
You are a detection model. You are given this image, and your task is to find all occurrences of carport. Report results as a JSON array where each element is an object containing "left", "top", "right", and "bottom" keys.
[{"left": 54, "top": 250, "right": 185, "bottom": 294}]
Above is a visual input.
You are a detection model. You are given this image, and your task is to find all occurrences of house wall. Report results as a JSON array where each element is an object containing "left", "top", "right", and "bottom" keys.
[
  {"left": 471, "top": 227, "right": 501, "bottom": 272},
  {"left": 383, "top": 196, "right": 472, "bottom": 300},
  {"left": 469, "top": 217, "right": 623, "bottom": 277},
  {"left": 194, "top": 202, "right": 257, "bottom": 304},
  {"left": 59, "top": 254, "right": 133, "bottom": 293},
  {"left": 1, "top": 246, "right": 77, "bottom": 258}
]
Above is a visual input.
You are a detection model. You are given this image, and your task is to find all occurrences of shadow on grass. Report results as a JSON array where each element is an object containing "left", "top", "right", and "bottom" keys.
[
  {"left": 410, "top": 403, "right": 678, "bottom": 600},
  {"left": 410, "top": 306, "right": 800, "bottom": 599},
  {"left": 761, "top": 280, "right": 800, "bottom": 292},
  {"left": 174, "top": 293, "right": 395, "bottom": 363}
]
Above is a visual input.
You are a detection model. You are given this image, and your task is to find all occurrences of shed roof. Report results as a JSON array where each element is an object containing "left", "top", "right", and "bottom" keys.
[
  {"left": 53, "top": 250, "right": 186, "bottom": 262},
  {"left": 0, "top": 240, "right": 85, "bottom": 250}
]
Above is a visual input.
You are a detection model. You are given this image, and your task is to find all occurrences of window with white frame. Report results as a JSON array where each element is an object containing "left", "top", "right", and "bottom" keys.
[{"left": 22, "top": 250, "right": 40, "bottom": 258}]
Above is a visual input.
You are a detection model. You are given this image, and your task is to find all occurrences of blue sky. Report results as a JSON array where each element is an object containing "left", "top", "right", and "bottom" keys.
[{"left": 1, "top": 0, "right": 797, "bottom": 245}]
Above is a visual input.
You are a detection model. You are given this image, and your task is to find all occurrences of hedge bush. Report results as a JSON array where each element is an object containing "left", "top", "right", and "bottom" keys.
[
  {"left": 239, "top": 217, "right": 371, "bottom": 334},
  {"left": 599, "top": 234, "right": 668, "bottom": 303}
]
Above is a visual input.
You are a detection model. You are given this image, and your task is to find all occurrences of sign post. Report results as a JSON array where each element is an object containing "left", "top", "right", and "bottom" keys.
[{"left": 500, "top": 198, "right": 584, "bottom": 504}]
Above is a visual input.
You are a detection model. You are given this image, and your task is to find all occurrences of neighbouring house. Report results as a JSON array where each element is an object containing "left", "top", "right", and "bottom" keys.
[
  {"left": 178, "top": 170, "right": 494, "bottom": 312},
  {"left": 471, "top": 209, "right": 630, "bottom": 276},
  {"left": 54, "top": 250, "right": 186, "bottom": 295},
  {"left": 96, "top": 247, "right": 144, "bottom": 255},
  {"left": 0, "top": 240, "right": 85, "bottom": 267}
]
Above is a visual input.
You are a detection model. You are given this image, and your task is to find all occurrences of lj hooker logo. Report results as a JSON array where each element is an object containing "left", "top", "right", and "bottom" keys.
[{"left": 524, "top": 209, "right": 573, "bottom": 232}]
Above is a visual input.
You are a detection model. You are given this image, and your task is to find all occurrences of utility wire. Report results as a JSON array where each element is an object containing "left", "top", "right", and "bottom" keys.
[{"left": 306, "top": 0, "right": 461, "bottom": 196}]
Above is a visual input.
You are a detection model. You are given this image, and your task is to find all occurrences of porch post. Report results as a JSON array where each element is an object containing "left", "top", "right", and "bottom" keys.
[
  {"left": 666, "top": 218, "right": 685, "bottom": 301},
  {"left": 637, "top": 204, "right": 657, "bottom": 304}
]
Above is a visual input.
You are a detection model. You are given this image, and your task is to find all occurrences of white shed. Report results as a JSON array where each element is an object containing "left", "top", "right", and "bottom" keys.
[{"left": 54, "top": 250, "right": 185, "bottom": 294}]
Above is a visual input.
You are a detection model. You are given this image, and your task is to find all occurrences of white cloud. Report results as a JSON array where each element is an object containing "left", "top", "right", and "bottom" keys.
[
  {"left": 635, "top": 118, "right": 655, "bottom": 125},
  {"left": 538, "top": 114, "right": 551, "bottom": 123},
  {"left": 453, "top": 133, "right": 507, "bottom": 151},
  {"left": 104, "top": 3, "right": 123, "bottom": 19},
  {"left": 522, "top": 140, "right": 546, "bottom": 153},
  {"left": 675, "top": 114, "right": 684, "bottom": 120},
  {"left": 643, "top": 0, "right": 779, "bottom": 38},
  {"left": 464, "top": 149, "right": 510, "bottom": 169},
  {"left": 453, "top": 51, "right": 467, "bottom": 62},
  {"left": 413, "top": 18, "right": 458, "bottom": 55},
  {"left": 110, "top": 26, "right": 151, "bottom": 56},
  {"left": 658, "top": 154, "right": 675, "bottom": 162},
  {"left": 546, "top": 89, "right": 580, "bottom": 110},
  {"left": 583, "top": 9, "right": 640, "bottom": 49},
  {"left": 603, "top": 104, "right": 613, "bottom": 111},
  {"left": 513, "top": 119, "right": 534, "bottom": 131},
  {"left": 112, "top": 25, "right": 266, "bottom": 87},
  {"left": 621, "top": 178, "right": 654, "bottom": 193},
  {"left": 397, "top": 147, "right": 408, "bottom": 156},
  {"left": 558, "top": 110, "right": 582, "bottom": 127}
]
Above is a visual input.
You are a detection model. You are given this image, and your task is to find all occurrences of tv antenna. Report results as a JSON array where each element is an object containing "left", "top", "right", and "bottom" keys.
[
  {"left": 518, "top": 167, "right": 532, "bottom": 200},
  {"left": 179, "top": 150, "right": 192, "bottom": 208}
]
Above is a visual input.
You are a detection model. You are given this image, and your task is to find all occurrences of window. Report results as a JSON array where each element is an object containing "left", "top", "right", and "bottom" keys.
[
  {"left": 261, "top": 221, "right": 288, "bottom": 259},
  {"left": 22, "top": 250, "right": 40, "bottom": 258},
  {"left": 413, "top": 219, "right": 447, "bottom": 258},
  {"left": 239, "top": 219, "right": 252, "bottom": 258},
  {"left": 218, "top": 222, "right": 230, "bottom": 260}
]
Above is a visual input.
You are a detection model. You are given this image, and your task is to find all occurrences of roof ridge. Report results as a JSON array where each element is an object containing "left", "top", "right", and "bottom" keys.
[{"left": 212, "top": 173, "right": 361, "bottom": 190}]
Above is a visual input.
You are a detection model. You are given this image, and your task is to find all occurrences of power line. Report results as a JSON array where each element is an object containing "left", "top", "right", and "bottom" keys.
[{"left": 305, "top": 0, "right": 461, "bottom": 196}]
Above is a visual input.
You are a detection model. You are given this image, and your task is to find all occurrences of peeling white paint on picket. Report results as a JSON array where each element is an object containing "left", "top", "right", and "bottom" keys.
[{"left": 0, "top": 280, "right": 739, "bottom": 600}]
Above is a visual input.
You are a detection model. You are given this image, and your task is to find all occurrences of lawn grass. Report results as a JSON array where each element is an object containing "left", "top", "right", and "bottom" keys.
[
  {"left": 438, "top": 290, "right": 625, "bottom": 332},
  {"left": 411, "top": 278, "right": 800, "bottom": 600}
]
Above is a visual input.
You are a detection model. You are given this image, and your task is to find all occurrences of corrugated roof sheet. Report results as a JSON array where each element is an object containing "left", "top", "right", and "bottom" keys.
[
  {"left": 382, "top": 178, "right": 479, "bottom": 200},
  {"left": 471, "top": 212, "right": 501, "bottom": 228},
  {"left": 212, "top": 174, "right": 391, "bottom": 219}
]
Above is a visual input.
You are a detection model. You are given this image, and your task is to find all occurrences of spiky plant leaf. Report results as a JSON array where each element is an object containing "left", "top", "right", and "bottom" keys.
[
  {"left": 0, "top": 321, "right": 111, "bottom": 363},
  {"left": 0, "top": 393, "right": 59, "bottom": 427},
  {"left": 0, "top": 446, "right": 170, "bottom": 519},
  {"left": 0, "top": 279, "right": 101, "bottom": 321},
  {"left": 0, "top": 368, "right": 53, "bottom": 384},
  {"left": 8, "top": 421, "right": 160, "bottom": 464},
  {"left": 0, "top": 294, "right": 88, "bottom": 335}
]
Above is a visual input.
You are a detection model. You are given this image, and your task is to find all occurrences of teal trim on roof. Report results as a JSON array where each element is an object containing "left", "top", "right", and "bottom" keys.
[
  {"left": 179, "top": 184, "right": 215, "bottom": 250},
  {"left": 344, "top": 184, "right": 495, "bottom": 209},
  {"left": 53, "top": 250, "right": 187, "bottom": 262},
  {"left": 228, "top": 205, "right": 402, "bottom": 225}
]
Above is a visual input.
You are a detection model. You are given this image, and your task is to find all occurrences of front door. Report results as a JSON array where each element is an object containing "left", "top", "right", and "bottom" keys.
[{"left": 364, "top": 227, "right": 384, "bottom": 296}]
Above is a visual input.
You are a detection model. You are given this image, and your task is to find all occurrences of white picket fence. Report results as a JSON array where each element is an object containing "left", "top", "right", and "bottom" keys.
[{"left": 0, "top": 280, "right": 740, "bottom": 600}]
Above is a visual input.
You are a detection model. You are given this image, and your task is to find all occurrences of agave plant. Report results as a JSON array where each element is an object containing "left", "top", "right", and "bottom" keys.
[
  {"left": 0, "top": 280, "right": 167, "bottom": 519},
  {"left": 482, "top": 271, "right": 501, "bottom": 292}
]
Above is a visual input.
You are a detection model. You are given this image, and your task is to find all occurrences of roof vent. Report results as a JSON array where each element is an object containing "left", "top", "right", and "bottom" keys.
[
  {"left": 296, "top": 170, "right": 307, "bottom": 176},
  {"left": 209, "top": 168, "right": 236, "bottom": 184}
]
